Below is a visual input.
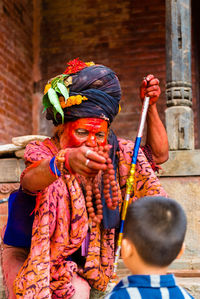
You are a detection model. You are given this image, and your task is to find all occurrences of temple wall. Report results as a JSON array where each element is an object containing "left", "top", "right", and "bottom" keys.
[
  {"left": 36, "top": 0, "right": 199, "bottom": 147},
  {"left": 0, "top": 0, "right": 199, "bottom": 147},
  {"left": 160, "top": 177, "right": 200, "bottom": 267},
  {"left": 36, "top": 0, "right": 168, "bottom": 139},
  {"left": 0, "top": 0, "right": 33, "bottom": 144}
]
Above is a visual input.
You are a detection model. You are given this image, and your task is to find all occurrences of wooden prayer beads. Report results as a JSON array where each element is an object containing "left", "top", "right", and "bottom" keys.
[
  {"left": 85, "top": 177, "right": 103, "bottom": 224},
  {"left": 101, "top": 147, "right": 118, "bottom": 210},
  {"left": 56, "top": 145, "right": 119, "bottom": 224},
  {"left": 85, "top": 146, "right": 119, "bottom": 223}
]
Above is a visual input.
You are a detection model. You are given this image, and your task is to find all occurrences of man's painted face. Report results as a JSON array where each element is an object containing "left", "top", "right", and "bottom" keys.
[{"left": 60, "top": 118, "right": 108, "bottom": 148}]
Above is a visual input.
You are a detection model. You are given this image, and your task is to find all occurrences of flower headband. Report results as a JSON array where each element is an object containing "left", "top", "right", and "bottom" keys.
[{"left": 42, "top": 58, "right": 95, "bottom": 123}]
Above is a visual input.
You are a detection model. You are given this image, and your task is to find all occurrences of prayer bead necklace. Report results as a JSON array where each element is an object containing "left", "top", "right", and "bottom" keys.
[
  {"left": 56, "top": 146, "right": 118, "bottom": 224},
  {"left": 85, "top": 146, "right": 118, "bottom": 223},
  {"left": 85, "top": 176, "right": 103, "bottom": 224}
]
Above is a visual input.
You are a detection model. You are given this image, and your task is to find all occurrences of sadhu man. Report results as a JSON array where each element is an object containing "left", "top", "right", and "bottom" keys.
[{"left": 1, "top": 59, "right": 168, "bottom": 298}]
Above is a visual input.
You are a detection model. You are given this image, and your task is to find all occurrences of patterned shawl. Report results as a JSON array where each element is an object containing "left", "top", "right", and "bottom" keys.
[{"left": 14, "top": 138, "right": 167, "bottom": 298}]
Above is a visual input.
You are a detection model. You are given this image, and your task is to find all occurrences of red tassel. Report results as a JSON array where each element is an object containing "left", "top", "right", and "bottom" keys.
[{"left": 30, "top": 192, "right": 42, "bottom": 216}]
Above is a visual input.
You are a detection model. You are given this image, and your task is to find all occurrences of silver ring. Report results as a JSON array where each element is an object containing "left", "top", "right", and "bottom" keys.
[
  {"left": 86, "top": 149, "right": 92, "bottom": 158},
  {"left": 85, "top": 159, "right": 90, "bottom": 167}
]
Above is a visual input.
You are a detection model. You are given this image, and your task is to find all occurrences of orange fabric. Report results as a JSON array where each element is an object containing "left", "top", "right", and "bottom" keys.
[{"left": 12, "top": 137, "right": 167, "bottom": 298}]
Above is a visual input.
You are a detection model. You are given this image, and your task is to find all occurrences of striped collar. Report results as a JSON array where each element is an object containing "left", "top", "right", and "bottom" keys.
[{"left": 115, "top": 274, "right": 176, "bottom": 290}]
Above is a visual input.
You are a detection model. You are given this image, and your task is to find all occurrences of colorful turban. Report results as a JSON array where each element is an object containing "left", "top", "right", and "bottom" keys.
[
  {"left": 44, "top": 59, "right": 121, "bottom": 126},
  {"left": 43, "top": 59, "right": 121, "bottom": 228}
]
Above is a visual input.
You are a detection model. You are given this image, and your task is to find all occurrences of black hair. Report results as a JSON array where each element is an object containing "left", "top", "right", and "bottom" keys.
[{"left": 123, "top": 196, "right": 187, "bottom": 267}]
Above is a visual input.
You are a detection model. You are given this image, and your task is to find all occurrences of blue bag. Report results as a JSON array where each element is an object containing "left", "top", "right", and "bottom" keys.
[{"left": 3, "top": 188, "right": 35, "bottom": 247}]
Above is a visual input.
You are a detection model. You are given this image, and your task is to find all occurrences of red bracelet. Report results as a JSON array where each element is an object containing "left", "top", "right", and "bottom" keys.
[{"left": 64, "top": 150, "right": 75, "bottom": 174}]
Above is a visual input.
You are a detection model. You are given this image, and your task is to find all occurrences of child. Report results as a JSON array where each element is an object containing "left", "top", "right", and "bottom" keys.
[{"left": 105, "top": 196, "right": 194, "bottom": 298}]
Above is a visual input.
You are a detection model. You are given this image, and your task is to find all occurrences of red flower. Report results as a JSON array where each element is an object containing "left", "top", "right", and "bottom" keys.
[{"left": 63, "top": 58, "right": 87, "bottom": 75}]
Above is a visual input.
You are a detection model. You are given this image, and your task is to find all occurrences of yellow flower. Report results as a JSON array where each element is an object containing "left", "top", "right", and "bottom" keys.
[
  {"left": 85, "top": 62, "right": 95, "bottom": 67},
  {"left": 59, "top": 94, "right": 88, "bottom": 108},
  {"left": 75, "top": 95, "right": 82, "bottom": 105},
  {"left": 59, "top": 96, "right": 67, "bottom": 108},
  {"left": 71, "top": 96, "right": 77, "bottom": 106},
  {"left": 44, "top": 83, "right": 51, "bottom": 95}
]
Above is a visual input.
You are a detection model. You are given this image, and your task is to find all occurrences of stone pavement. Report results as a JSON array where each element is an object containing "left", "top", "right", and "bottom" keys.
[
  {"left": 176, "top": 277, "right": 200, "bottom": 298},
  {"left": 0, "top": 272, "right": 6, "bottom": 299}
]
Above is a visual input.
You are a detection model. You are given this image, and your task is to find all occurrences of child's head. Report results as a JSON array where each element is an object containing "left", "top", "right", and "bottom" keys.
[{"left": 122, "top": 196, "right": 187, "bottom": 270}]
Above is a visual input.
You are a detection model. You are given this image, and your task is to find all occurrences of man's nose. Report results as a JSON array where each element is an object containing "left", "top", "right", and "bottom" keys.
[{"left": 86, "top": 134, "right": 97, "bottom": 147}]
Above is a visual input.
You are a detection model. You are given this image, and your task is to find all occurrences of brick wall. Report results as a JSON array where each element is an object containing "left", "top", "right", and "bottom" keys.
[
  {"left": 0, "top": 0, "right": 33, "bottom": 144},
  {"left": 37, "top": 0, "right": 198, "bottom": 146},
  {"left": 37, "top": 0, "right": 167, "bottom": 142},
  {"left": 0, "top": 0, "right": 198, "bottom": 146}
]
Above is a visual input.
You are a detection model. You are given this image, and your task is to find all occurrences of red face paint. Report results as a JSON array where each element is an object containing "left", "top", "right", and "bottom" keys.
[{"left": 60, "top": 118, "right": 108, "bottom": 148}]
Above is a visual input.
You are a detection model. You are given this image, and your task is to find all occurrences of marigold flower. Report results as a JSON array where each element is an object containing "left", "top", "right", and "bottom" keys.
[
  {"left": 44, "top": 83, "right": 51, "bottom": 95},
  {"left": 59, "top": 96, "right": 67, "bottom": 108},
  {"left": 59, "top": 94, "right": 88, "bottom": 108},
  {"left": 85, "top": 62, "right": 95, "bottom": 67},
  {"left": 71, "top": 96, "right": 77, "bottom": 106},
  {"left": 75, "top": 95, "right": 82, "bottom": 105}
]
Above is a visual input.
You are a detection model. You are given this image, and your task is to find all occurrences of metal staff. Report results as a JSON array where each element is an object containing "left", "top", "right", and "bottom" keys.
[{"left": 113, "top": 95, "right": 150, "bottom": 276}]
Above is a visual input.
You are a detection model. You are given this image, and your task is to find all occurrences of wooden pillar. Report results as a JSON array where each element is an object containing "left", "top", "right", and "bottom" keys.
[{"left": 165, "top": 0, "right": 194, "bottom": 150}]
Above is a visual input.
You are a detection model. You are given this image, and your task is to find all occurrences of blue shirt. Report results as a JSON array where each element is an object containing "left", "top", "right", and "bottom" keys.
[{"left": 105, "top": 274, "right": 194, "bottom": 299}]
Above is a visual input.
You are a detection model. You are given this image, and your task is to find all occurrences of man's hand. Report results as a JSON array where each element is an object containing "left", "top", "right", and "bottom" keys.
[
  {"left": 140, "top": 74, "right": 160, "bottom": 105},
  {"left": 67, "top": 145, "right": 110, "bottom": 177}
]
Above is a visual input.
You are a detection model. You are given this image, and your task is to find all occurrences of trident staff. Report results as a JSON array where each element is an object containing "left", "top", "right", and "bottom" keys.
[{"left": 113, "top": 94, "right": 150, "bottom": 276}]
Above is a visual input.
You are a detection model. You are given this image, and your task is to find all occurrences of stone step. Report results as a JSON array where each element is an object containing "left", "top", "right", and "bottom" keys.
[
  {"left": 176, "top": 277, "right": 200, "bottom": 298},
  {"left": 0, "top": 274, "right": 6, "bottom": 299}
]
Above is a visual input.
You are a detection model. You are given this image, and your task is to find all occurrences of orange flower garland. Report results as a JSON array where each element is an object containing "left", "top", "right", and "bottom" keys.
[{"left": 59, "top": 95, "right": 88, "bottom": 108}]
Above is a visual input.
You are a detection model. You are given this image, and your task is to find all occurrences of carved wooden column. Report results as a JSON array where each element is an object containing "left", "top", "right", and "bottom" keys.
[{"left": 165, "top": 0, "right": 194, "bottom": 150}]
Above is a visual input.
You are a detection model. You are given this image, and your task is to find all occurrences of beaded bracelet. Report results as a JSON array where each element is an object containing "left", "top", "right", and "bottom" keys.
[{"left": 49, "top": 156, "right": 61, "bottom": 178}]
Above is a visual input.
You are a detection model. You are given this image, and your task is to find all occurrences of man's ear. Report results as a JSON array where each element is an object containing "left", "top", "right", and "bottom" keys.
[
  {"left": 176, "top": 243, "right": 185, "bottom": 259},
  {"left": 121, "top": 238, "right": 134, "bottom": 259}
]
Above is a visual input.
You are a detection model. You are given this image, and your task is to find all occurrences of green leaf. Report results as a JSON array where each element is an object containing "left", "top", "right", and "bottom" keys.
[
  {"left": 54, "top": 79, "right": 63, "bottom": 93},
  {"left": 47, "top": 88, "right": 64, "bottom": 123},
  {"left": 57, "top": 82, "right": 69, "bottom": 100},
  {"left": 51, "top": 77, "right": 61, "bottom": 89},
  {"left": 54, "top": 85, "right": 61, "bottom": 93},
  {"left": 53, "top": 107, "right": 58, "bottom": 122},
  {"left": 47, "top": 87, "right": 59, "bottom": 105},
  {"left": 42, "top": 93, "right": 52, "bottom": 112}
]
